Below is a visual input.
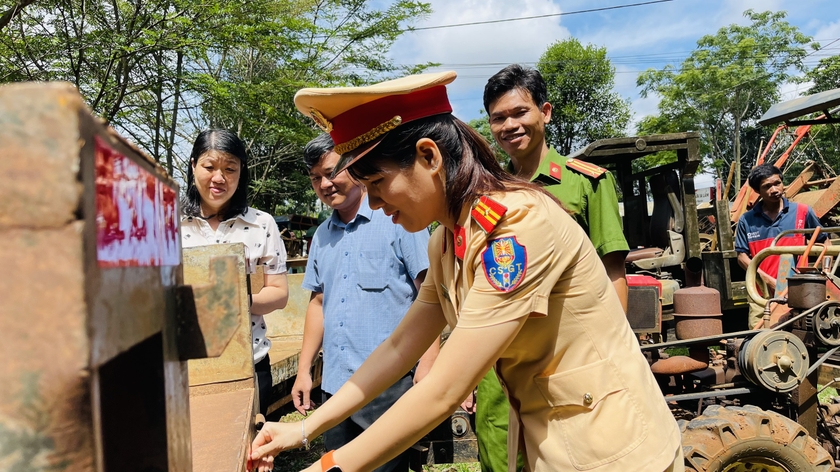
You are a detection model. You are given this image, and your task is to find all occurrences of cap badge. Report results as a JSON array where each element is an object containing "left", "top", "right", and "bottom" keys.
[{"left": 310, "top": 108, "right": 333, "bottom": 133}]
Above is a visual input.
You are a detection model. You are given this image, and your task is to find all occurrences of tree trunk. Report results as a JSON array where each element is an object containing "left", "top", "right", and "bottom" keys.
[
  {"left": 153, "top": 51, "right": 163, "bottom": 163},
  {"left": 734, "top": 116, "right": 742, "bottom": 188},
  {"left": 166, "top": 50, "right": 183, "bottom": 175},
  {"left": 0, "top": 0, "right": 36, "bottom": 31}
]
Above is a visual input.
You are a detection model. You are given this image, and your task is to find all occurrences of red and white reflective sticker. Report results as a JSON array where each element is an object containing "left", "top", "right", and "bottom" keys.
[{"left": 95, "top": 136, "right": 180, "bottom": 267}]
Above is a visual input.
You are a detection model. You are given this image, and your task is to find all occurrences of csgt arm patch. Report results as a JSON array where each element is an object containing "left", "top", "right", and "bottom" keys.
[{"left": 481, "top": 236, "right": 527, "bottom": 292}]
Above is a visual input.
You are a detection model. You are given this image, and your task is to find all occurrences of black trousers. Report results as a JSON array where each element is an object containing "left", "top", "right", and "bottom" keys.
[
  {"left": 255, "top": 355, "right": 272, "bottom": 416},
  {"left": 322, "top": 374, "right": 413, "bottom": 472}
]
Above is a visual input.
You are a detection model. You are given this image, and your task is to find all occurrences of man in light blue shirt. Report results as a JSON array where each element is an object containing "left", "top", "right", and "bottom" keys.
[{"left": 292, "top": 134, "right": 435, "bottom": 472}]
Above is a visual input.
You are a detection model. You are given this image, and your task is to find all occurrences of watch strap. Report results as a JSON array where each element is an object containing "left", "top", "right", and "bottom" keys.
[{"left": 321, "top": 450, "right": 341, "bottom": 472}]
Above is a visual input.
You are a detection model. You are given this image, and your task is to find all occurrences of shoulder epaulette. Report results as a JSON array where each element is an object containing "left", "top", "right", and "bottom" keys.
[
  {"left": 471, "top": 196, "right": 507, "bottom": 233},
  {"left": 566, "top": 158, "right": 607, "bottom": 179}
]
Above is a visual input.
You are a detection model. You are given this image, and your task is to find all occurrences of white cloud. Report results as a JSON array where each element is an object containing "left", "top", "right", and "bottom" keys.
[
  {"left": 385, "top": 0, "right": 836, "bottom": 123},
  {"left": 393, "top": 0, "right": 569, "bottom": 67},
  {"left": 779, "top": 80, "right": 813, "bottom": 101},
  {"left": 814, "top": 19, "right": 840, "bottom": 41},
  {"left": 716, "top": 0, "right": 785, "bottom": 24},
  {"left": 388, "top": 0, "right": 570, "bottom": 119}
]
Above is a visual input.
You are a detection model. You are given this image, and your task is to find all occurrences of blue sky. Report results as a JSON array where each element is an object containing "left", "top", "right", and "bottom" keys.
[{"left": 386, "top": 0, "right": 840, "bottom": 128}]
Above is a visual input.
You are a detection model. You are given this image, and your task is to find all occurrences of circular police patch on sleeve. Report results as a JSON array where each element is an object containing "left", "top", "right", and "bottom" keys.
[{"left": 481, "top": 237, "right": 527, "bottom": 292}]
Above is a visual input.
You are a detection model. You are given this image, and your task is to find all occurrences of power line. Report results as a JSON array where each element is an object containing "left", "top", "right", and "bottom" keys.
[{"left": 407, "top": 0, "right": 677, "bottom": 32}]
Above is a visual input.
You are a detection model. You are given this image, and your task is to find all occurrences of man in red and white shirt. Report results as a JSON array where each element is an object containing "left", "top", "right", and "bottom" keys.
[{"left": 735, "top": 163, "right": 826, "bottom": 328}]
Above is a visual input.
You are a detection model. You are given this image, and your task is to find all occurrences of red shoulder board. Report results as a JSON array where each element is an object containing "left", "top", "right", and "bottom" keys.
[
  {"left": 471, "top": 196, "right": 507, "bottom": 234},
  {"left": 549, "top": 162, "right": 562, "bottom": 180},
  {"left": 566, "top": 158, "right": 606, "bottom": 179}
]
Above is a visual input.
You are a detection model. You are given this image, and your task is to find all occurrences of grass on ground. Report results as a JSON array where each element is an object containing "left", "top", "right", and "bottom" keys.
[{"left": 818, "top": 385, "right": 839, "bottom": 405}]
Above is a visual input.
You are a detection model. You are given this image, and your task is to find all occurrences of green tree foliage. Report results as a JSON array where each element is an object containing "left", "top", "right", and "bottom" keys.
[
  {"left": 0, "top": 0, "right": 431, "bottom": 214},
  {"left": 793, "top": 55, "right": 840, "bottom": 173},
  {"left": 637, "top": 10, "right": 815, "bottom": 186},
  {"left": 537, "top": 38, "right": 631, "bottom": 156},
  {"left": 806, "top": 54, "right": 840, "bottom": 94},
  {"left": 468, "top": 112, "right": 508, "bottom": 167}
]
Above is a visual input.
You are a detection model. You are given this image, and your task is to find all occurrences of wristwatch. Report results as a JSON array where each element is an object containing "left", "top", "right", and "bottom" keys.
[{"left": 321, "top": 450, "right": 342, "bottom": 472}]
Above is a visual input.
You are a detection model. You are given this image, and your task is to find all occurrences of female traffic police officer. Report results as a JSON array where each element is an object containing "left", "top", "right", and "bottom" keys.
[{"left": 249, "top": 71, "right": 683, "bottom": 472}]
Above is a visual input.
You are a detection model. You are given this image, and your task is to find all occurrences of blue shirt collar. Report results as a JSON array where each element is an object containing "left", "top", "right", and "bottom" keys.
[
  {"left": 752, "top": 197, "right": 790, "bottom": 215},
  {"left": 327, "top": 195, "right": 373, "bottom": 230}
]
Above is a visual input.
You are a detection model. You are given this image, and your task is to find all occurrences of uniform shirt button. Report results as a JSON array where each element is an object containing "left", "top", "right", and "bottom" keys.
[
  {"left": 344, "top": 251, "right": 349, "bottom": 256},
  {"left": 341, "top": 298, "right": 345, "bottom": 303},
  {"left": 343, "top": 274, "right": 347, "bottom": 279},
  {"left": 340, "top": 346, "right": 345, "bottom": 351},
  {"left": 339, "top": 322, "right": 344, "bottom": 327},
  {"left": 583, "top": 393, "right": 593, "bottom": 405}
]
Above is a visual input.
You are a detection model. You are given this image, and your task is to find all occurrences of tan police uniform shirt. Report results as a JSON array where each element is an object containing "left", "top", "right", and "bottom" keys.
[{"left": 416, "top": 189, "right": 681, "bottom": 472}]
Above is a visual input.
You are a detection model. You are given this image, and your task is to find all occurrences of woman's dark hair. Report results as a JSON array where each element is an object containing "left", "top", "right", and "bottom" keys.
[
  {"left": 347, "top": 114, "right": 552, "bottom": 223},
  {"left": 747, "top": 163, "right": 782, "bottom": 192},
  {"left": 303, "top": 133, "right": 335, "bottom": 172},
  {"left": 183, "top": 129, "right": 250, "bottom": 220},
  {"left": 483, "top": 64, "right": 548, "bottom": 113}
]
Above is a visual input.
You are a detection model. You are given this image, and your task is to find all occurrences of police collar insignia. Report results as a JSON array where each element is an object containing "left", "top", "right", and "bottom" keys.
[
  {"left": 453, "top": 225, "right": 467, "bottom": 260},
  {"left": 481, "top": 237, "right": 527, "bottom": 292},
  {"left": 549, "top": 162, "right": 562, "bottom": 180}
]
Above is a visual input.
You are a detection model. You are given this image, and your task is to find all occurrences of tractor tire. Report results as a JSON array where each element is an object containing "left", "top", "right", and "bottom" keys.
[{"left": 681, "top": 405, "right": 833, "bottom": 472}]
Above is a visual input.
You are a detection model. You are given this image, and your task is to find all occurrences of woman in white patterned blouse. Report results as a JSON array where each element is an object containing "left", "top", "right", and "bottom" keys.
[{"left": 180, "top": 129, "right": 289, "bottom": 414}]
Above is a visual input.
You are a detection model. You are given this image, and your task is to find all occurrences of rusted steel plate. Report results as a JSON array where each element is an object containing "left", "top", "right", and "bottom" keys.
[
  {"left": 811, "top": 177, "right": 840, "bottom": 218},
  {"left": 177, "top": 255, "right": 241, "bottom": 360},
  {"left": 189, "top": 388, "right": 254, "bottom": 472},
  {"left": 264, "top": 273, "right": 307, "bottom": 340},
  {"left": 0, "top": 83, "right": 83, "bottom": 229},
  {"left": 2, "top": 82, "right": 193, "bottom": 472},
  {"left": 184, "top": 244, "right": 254, "bottom": 387},
  {"left": 0, "top": 223, "right": 94, "bottom": 471},
  {"left": 791, "top": 189, "right": 826, "bottom": 212}
]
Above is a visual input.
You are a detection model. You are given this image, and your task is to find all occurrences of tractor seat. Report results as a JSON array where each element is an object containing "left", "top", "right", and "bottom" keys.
[
  {"left": 626, "top": 171, "right": 685, "bottom": 271},
  {"left": 626, "top": 247, "right": 664, "bottom": 263}
]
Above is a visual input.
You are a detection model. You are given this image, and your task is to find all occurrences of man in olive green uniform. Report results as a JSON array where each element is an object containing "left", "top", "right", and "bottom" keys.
[{"left": 477, "top": 64, "right": 630, "bottom": 471}]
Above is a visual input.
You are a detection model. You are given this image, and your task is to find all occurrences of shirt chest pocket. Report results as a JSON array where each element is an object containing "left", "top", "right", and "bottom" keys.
[
  {"left": 357, "top": 250, "right": 393, "bottom": 291},
  {"left": 534, "top": 358, "right": 647, "bottom": 470}
]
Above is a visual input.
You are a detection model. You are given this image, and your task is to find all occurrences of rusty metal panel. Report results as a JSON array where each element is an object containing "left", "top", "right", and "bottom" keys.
[
  {"left": 0, "top": 82, "right": 83, "bottom": 229},
  {"left": 88, "top": 267, "right": 169, "bottom": 368},
  {"left": 1, "top": 82, "right": 193, "bottom": 472},
  {"left": 785, "top": 162, "right": 817, "bottom": 198},
  {"left": 0, "top": 223, "right": 94, "bottom": 471},
  {"left": 189, "top": 389, "right": 254, "bottom": 472},
  {"left": 177, "top": 256, "right": 241, "bottom": 359},
  {"left": 185, "top": 244, "right": 254, "bottom": 388},
  {"left": 805, "top": 176, "right": 840, "bottom": 218},
  {"left": 791, "top": 188, "right": 826, "bottom": 211},
  {"left": 264, "top": 273, "right": 307, "bottom": 340}
]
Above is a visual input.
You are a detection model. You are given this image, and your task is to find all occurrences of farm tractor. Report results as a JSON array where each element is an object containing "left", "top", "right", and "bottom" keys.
[{"left": 568, "top": 87, "right": 840, "bottom": 471}]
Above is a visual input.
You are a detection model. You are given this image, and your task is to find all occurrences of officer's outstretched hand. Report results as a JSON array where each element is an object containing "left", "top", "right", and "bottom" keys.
[{"left": 248, "top": 421, "right": 301, "bottom": 472}]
